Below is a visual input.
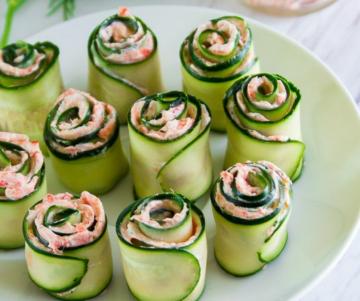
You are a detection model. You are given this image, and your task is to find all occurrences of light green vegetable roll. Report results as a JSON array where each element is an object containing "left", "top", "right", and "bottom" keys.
[
  {"left": 128, "top": 91, "right": 212, "bottom": 201},
  {"left": 223, "top": 73, "right": 305, "bottom": 181},
  {"left": 44, "top": 88, "right": 128, "bottom": 195},
  {"left": 23, "top": 192, "right": 112, "bottom": 300},
  {"left": 180, "top": 16, "right": 260, "bottom": 131},
  {"left": 0, "top": 41, "right": 63, "bottom": 152},
  {"left": 211, "top": 161, "right": 291, "bottom": 276},
  {"left": 88, "top": 6, "right": 163, "bottom": 123},
  {"left": 116, "top": 192, "right": 207, "bottom": 301},
  {"left": 0, "top": 132, "right": 46, "bottom": 249}
]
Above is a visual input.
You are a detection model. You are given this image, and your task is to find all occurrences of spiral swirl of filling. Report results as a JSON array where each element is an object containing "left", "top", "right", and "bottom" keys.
[
  {"left": 225, "top": 73, "right": 301, "bottom": 141},
  {"left": 0, "top": 41, "right": 45, "bottom": 77},
  {"left": 45, "top": 88, "right": 118, "bottom": 158},
  {"left": 94, "top": 7, "right": 155, "bottom": 64},
  {"left": 181, "top": 16, "right": 257, "bottom": 80},
  {"left": 120, "top": 193, "right": 203, "bottom": 248},
  {"left": 0, "top": 132, "right": 44, "bottom": 201},
  {"left": 130, "top": 91, "right": 211, "bottom": 141},
  {"left": 0, "top": 41, "right": 60, "bottom": 89},
  {"left": 25, "top": 192, "right": 106, "bottom": 254},
  {"left": 212, "top": 161, "right": 291, "bottom": 224}
]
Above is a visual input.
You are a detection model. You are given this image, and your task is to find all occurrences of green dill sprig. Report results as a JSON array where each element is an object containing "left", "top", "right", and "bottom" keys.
[
  {"left": 47, "top": 0, "right": 76, "bottom": 20},
  {"left": 0, "top": 0, "right": 76, "bottom": 47},
  {"left": 0, "top": 0, "right": 26, "bottom": 47}
]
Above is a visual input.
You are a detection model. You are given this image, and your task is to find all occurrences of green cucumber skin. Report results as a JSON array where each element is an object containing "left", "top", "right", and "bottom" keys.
[
  {"left": 259, "top": 233, "right": 288, "bottom": 264},
  {"left": 0, "top": 176, "right": 47, "bottom": 249},
  {"left": 129, "top": 116, "right": 212, "bottom": 202},
  {"left": 181, "top": 61, "right": 260, "bottom": 132},
  {"left": 88, "top": 59, "right": 142, "bottom": 124},
  {"left": 25, "top": 243, "right": 88, "bottom": 293},
  {"left": 290, "top": 157, "right": 304, "bottom": 182},
  {"left": 128, "top": 284, "right": 206, "bottom": 301},
  {"left": 157, "top": 126, "right": 213, "bottom": 201},
  {"left": 0, "top": 53, "right": 63, "bottom": 154},
  {"left": 53, "top": 229, "right": 113, "bottom": 300},
  {"left": 25, "top": 229, "right": 113, "bottom": 300},
  {"left": 118, "top": 240, "right": 202, "bottom": 301},
  {"left": 235, "top": 92, "right": 303, "bottom": 140},
  {"left": 182, "top": 232, "right": 207, "bottom": 301},
  {"left": 214, "top": 252, "right": 264, "bottom": 277},
  {"left": 49, "top": 275, "right": 112, "bottom": 301},
  {"left": 49, "top": 136, "right": 128, "bottom": 195},
  {"left": 116, "top": 204, "right": 207, "bottom": 301},
  {"left": 88, "top": 49, "right": 163, "bottom": 125},
  {"left": 211, "top": 205, "right": 288, "bottom": 276},
  {"left": 224, "top": 115, "right": 305, "bottom": 181}
]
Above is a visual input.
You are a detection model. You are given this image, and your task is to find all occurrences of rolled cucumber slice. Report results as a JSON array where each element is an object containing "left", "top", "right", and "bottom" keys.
[
  {"left": 224, "top": 73, "right": 305, "bottom": 181},
  {"left": 180, "top": 16, "right": 260, "bottom": 131},
  {"left": 88, "top": 8, "right": 163, "bottom": 124},
  {"left": 0, "top": 133, "right": 47, "bottom": 249},
  {"left": 0, "top": 173, "right": 46, "bottom": 249},
  {"left": 23, "top": 192, "right": 113, "bottom": 300},
  {"left": 258, "top": 216, "right": 289, "bottom": 263},
  {"left": 44, "top": 89, "right": 128, "bottom": 195},
  {"left": 211, "top": 161, "right": 292, "bottom": 276},
  {"left": 120, "top": 243, "right": 200, "bottom": 301},
  {"left": 116, "top": 193, "right": 207, "bottom": 301},
  {"left": 48, "top": 135, "right": 128, "bottom": 195},
  {"left": 24, "top": 246, "right": 88, "bottom": 293},
  {"left": 128, "top": 91, "right": 212, "bottom": 201},
  {"left": 0, "top": 41, "right": 63, "bottom": 153},
  {"left": 224, "top": 117, "right": 305, "bottom": 180},
  {"left": 157, "top": 123, "right": 212, "bottom": 201}
]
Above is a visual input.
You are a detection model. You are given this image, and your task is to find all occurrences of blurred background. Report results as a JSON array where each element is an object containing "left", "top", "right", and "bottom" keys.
[{"left": 0, "top": 0, "right": 359, "bottom": 300}]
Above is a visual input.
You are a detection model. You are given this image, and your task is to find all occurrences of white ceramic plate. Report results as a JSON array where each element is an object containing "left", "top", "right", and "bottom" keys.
[{"left": 1, "top": 5, "right": 359, "bottom": 301}]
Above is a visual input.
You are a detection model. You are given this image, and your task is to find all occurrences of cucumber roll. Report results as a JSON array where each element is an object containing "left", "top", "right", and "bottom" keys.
[
  {"left": 88, "top": 6, "right": 163, "bottom": 123},
  {"left": 180, "top": 16, "right": 260, "bottom": 131},
  {"left": 224, "top": 73, "right": 305, "bottom": 181},
  {"left": 0, "top": 41, "right": 63, "bottom": 151},
  {"left": 0, "top": 132, "right": 46, "bottom": 249},
  {"left": 128, "top": 91, "right": 212, "bottom": 201},
  {"left": 44, "top": 88, "right": 128, "bottom": 195},
  {"left": 116, "top": 192, "right": 207, "bottom": 301},
  {"left": 211, "top": 161, "right": 291, "bottom": 276},
  {"left": 23, "top": 192, "right": 112, "bottom": 300}
]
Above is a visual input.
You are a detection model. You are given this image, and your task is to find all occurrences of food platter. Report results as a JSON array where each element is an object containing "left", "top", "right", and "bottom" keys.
[{"left": 0, "top": 5, "right": 359, "bottom": 301}]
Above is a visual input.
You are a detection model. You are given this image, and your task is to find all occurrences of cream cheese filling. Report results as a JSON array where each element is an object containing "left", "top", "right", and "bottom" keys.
[
  {"left": 0, "top": 132, "right": 44, "bottom": 200},
  {"left": 131, "top": 100, "right": 210, "bottom": 140},
  {"left": 49, "top": 89, "right": 117, "bottom": 156},
  {"left": 0, "top": 50, "right": 45, "bottom": 77},
  {"left": 121, "top": 200, "right": 202, "bottom": 249},
  {"left": 215, "top": 161, "right": 291, "bottom": 220},
  {"left": 98, "top": 7, "right": 155, "bottom": 64},
  {"left": 26, "top": 192, "right": 106, "bottom": 255}
]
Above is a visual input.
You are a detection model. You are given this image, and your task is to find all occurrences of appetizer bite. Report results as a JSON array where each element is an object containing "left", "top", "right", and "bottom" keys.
[
  {"left": 0, "top": 132, "right": 46, "bottom": 249},
  {"left": 223, "top": 73, "right": 305, "bottom": 180},
  {"left": 0, "top": 41, "right": 63, "bottom": 151},
  {"left": 44, "top": 88, "right": 128, "bottom": 194},
  {"left": 23, "top": 192, "right": 112, "bottom": 300},
  {"left": 116, "top": 192, "right": 207, "bottom": 301},
  {"left": 211, "top": 161, "right": 291, "bottom": 276},
  {"left": 128, "top": 91, "right": 212, "bottom": 201},
  {"left": 88, "top": 6, "right": 163, "bottom": 123},
  {"left": 180, "top": 16, "right": 259, "bottom": 131}
]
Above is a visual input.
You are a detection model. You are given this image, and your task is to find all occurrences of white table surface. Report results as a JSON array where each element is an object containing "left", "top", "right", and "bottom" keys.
[{"left": 1, "top": 0, "right": 359, "bottom": 300}]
